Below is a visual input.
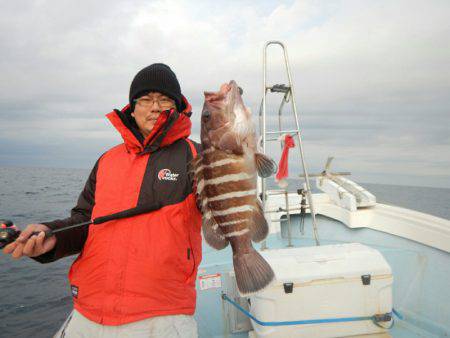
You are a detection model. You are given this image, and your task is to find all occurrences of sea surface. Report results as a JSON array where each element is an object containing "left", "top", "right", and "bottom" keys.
[{"left": 0, "top": 166, "right": 448, "bottom": 337}]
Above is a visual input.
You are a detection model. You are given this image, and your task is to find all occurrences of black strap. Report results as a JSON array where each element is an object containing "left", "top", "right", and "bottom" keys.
[
  {"left": 44, "top": 202, "right": 163, "bottom": 237},
  {"left": 93, "top": 202, "right": 162, "bottom": 224}
]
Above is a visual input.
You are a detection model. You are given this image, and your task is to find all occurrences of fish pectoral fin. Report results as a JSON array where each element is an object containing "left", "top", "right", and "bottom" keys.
[
  {"left": 249, "top": 201, "right": 269, "bottom": 242},
  {"left": 202, "top": 216, "right": 229, "bottom": 250},
  {"left": 254, "top": 153, "right": 277, "bottom": 178},
  {"left": 218, "top": 132, "right": 244, "bottom": 155}
]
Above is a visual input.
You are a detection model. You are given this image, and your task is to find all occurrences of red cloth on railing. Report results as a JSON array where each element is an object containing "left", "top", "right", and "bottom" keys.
[{"left": 275, "top": 134, "right": 295, "bottom": 187}]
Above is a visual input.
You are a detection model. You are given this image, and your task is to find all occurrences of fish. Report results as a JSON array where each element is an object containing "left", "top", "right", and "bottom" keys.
[{"left": 190, "top": 80, "right": 276, "bottom": 294}]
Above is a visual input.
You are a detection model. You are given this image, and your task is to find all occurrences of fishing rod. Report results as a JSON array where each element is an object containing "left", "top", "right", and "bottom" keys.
[
  {"left": 0, "top": 202, "right": 162, "bottom": 250},
  {"left": 0, "top": 219, "right": 93, "bottom": 249}
]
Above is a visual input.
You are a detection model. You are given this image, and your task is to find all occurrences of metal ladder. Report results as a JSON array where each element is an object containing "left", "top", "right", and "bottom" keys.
[{"left": 258, "top": 41, "right": 320, "bottom": 247}]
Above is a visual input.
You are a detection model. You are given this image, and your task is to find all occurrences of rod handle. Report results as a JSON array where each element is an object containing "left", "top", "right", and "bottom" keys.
[{"left": 31, "top": 230, "right": 53, "bottom": 238}]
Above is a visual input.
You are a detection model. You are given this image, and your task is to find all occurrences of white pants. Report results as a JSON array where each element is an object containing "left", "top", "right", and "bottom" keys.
[{"left": 54, "top": 310, "right": 198, "bottom": 338}]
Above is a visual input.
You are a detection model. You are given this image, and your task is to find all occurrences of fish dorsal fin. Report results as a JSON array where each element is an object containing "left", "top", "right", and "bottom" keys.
[
  {"left": 254, "top": 153, "right": 277, "bottom": 178},
  {"left": 188, "top": 155, "right": 204, "bottom": 197},
  {"left": 188, "top": 154, "right": 202, "bottom": 175}
]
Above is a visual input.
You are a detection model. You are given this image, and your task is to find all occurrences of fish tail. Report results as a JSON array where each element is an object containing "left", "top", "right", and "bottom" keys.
[{"left": 233, "top": 246, "right": 274, "bottom": 295}]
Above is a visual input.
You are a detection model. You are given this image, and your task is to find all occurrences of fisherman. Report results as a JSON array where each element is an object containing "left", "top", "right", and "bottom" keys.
[{"left": 3, "top": 63, "right": 202, "bottom": 337}]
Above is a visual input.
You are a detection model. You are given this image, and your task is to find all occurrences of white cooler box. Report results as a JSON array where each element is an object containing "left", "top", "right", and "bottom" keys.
[{"left": 249, "top": 243, "right": 393, "bottom": 338}]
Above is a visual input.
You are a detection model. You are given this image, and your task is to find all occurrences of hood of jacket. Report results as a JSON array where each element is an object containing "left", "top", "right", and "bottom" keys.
[{"left": 106, "top": 95, "right": 193, "bottom": 154}]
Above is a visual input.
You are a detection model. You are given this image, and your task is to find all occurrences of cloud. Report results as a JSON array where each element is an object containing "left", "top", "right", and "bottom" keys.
[{"left": 0, "top": 0, "right": 449, "bottom": 187}]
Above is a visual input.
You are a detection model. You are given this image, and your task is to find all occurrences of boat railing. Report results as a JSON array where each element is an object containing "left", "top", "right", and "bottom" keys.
[{"left": 258, "top": 40, "right": 320, "bottom": 247}]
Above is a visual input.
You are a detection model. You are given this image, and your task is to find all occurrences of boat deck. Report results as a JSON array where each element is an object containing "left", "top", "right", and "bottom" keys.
[{"left": 195, "top": 214, "right": 449, "bottom": 338}]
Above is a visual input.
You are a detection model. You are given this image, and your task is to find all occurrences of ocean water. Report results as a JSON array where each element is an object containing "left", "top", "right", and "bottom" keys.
[
  {"left": 0, "top": 166, "right": 449, "bottom": 337},
  {"left": 0, "top": 167, "right": 88, "bottom": 338}
]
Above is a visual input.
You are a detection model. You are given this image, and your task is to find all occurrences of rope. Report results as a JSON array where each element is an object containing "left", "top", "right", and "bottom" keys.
[
  {"left": 222, "top": 293, "right": 401, "bottom": 328},
  {"left": 393, "top": 308, "right": 404, "bottom": 320}
]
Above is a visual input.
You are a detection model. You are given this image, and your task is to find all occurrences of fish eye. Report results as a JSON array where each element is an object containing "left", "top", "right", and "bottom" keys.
[{"left": 202, "top": 110, "right": 211, "bottom": 120}]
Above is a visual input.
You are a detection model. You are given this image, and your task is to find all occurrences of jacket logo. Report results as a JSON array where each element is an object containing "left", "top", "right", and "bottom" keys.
[{"left": 158, "top": 169, "right": 179, "bottom": 181}]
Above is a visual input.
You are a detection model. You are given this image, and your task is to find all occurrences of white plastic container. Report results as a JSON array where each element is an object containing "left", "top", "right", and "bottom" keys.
[{"left": 249, "top": 243, "right": 393, "bottom": 338}]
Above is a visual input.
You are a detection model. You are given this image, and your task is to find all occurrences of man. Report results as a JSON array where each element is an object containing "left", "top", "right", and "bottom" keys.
[{"left": 3, "top": 63, "right": 202, "bottom": 337}]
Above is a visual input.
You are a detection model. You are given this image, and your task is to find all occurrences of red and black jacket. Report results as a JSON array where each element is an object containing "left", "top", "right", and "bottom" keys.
[{"left": 35, "top": 97, "right": 203, "bottom": 325}]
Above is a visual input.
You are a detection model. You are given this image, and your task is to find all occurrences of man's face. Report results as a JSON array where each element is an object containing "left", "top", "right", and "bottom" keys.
[{"left": 131, "top": 92, "right": 176, "bottom": 138}]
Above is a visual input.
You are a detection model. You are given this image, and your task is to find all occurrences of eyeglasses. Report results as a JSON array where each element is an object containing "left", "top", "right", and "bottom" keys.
[{"left": 134, "top": 96, "right": 175, "bottom": 109}]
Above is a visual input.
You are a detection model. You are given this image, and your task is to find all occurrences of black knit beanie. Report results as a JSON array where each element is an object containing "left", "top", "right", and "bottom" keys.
[{"left": 129, "top": 63, "right": 183, "bottom": 112}]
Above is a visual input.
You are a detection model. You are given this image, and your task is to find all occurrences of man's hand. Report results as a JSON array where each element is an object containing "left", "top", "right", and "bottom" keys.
[{"left": 2, "top": 224, "right": 56, "bottom": 259}]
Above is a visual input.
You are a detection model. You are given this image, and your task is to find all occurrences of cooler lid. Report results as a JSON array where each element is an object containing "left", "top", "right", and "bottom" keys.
[{"left": 260, "top": 243, "right": 391, "bottom": 284}]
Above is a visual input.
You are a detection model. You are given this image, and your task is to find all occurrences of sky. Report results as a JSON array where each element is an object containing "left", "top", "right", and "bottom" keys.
[{"left": 0, "top": 0, "right": 449, "bottom": 188}]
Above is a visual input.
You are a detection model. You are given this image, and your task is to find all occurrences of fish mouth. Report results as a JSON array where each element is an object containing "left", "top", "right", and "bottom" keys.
[
  {"left": 226, "top": 80, "right": 244, "bottom": 118},
  {"left": 217, "top": 80, "right": 240, "bottom": 99},
  {"left": 228, "top": 80, "right": 238, "bottom": 89},
  {"left": 229, "top": 80, "right": 243, "bottom": 95},
  {"left": 202, "top": 80, "right": 243, "bottom": 131}
]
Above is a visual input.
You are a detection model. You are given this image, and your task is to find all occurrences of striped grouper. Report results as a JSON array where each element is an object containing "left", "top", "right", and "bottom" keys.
[{"left": 190, "top": 80, "right": 276, "bottom": 294}]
